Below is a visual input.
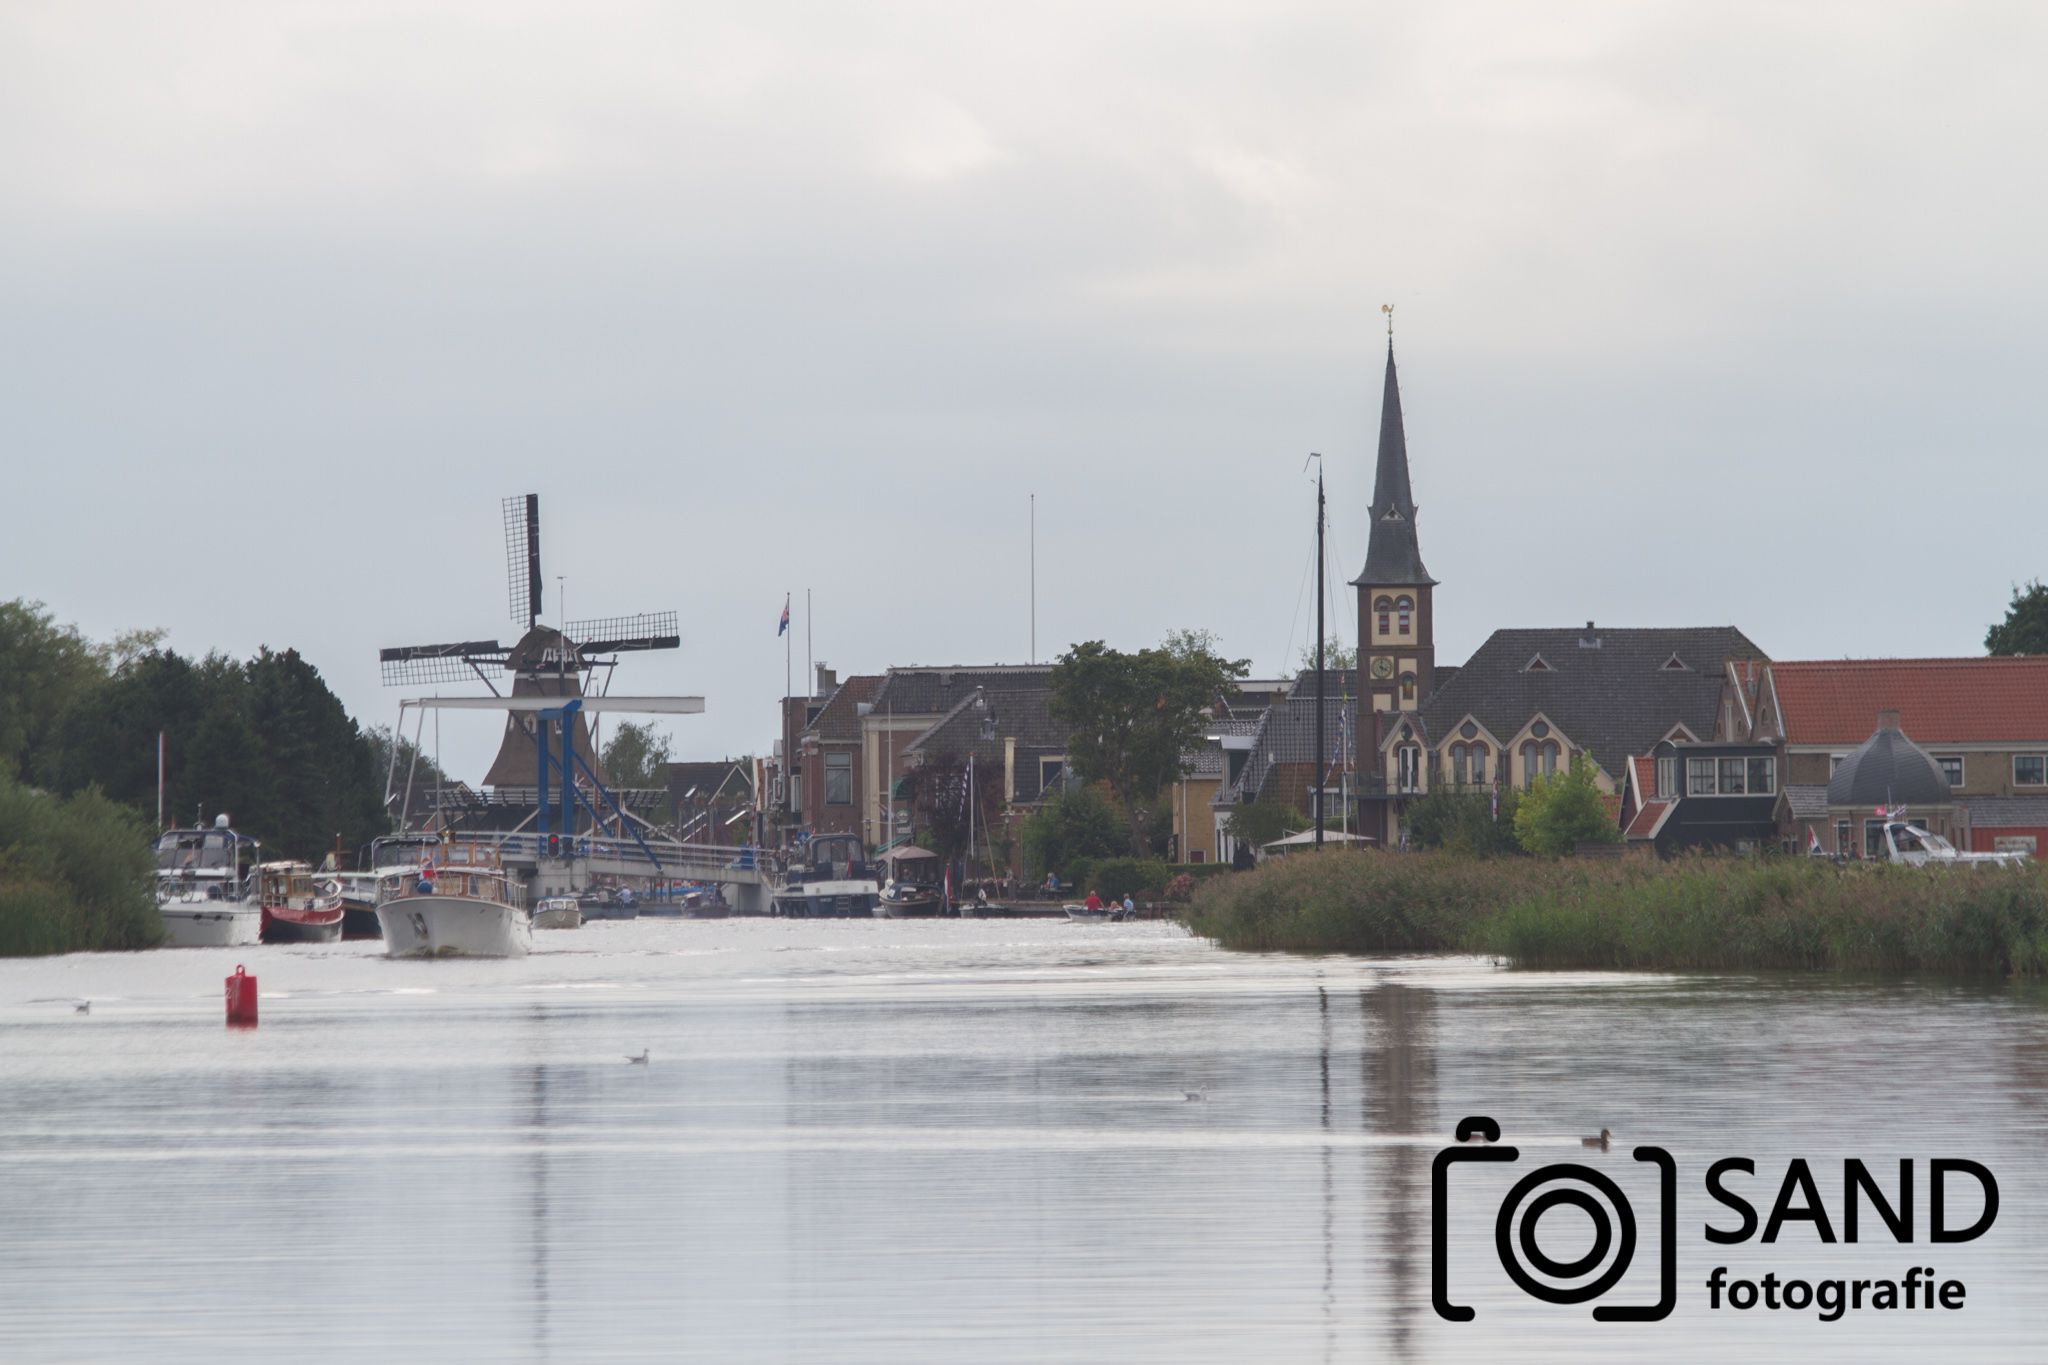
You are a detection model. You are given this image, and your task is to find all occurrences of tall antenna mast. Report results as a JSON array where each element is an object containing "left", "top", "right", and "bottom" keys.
[
  {"left": 1029, "top": 493, "right": 1037, "bottom": 663},
  {"left": 1313, "top": 454, "right": 1326, "bottom": 851}
]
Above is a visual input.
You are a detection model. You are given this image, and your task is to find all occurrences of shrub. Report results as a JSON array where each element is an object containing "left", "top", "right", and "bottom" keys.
[{"left": 0, "top": 772, "right": 160, "bottom": 955}]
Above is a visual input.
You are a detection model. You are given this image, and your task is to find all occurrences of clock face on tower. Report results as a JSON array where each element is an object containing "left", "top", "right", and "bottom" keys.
[{"left": 1370, "top": 657, "right": 1395, "bottom": 680}]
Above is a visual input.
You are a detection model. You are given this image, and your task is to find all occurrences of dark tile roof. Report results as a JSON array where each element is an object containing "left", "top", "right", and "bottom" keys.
[
  {"left": 804, "top": 674, "right": 885, "bottom": 742},
  {"left": 903, "top": 687, "right": 1067, "bottom": 802},
  {"left": 1827, "top": 720, "right": 1951, "bottom": 807},
  {"left": 1781, "top": 785, "right": 1830, "bottom": 821},
  {"left": 1183, "top": 744, "right": 1229, "bottom": 779},
  {"left": 870, "top": 665, "right": 1052, "bottom": 717},
  {"left": 1222, "top": 690, "right": 1357, "bottom": 805},
  {"left": 1412, "top": 625, "right": 1765, "bottom": 780},
  {"left": 665, "top": 759, "right": 754, "bottom": 803},
  {"left": 1962, "top": 796, "right": 2048, "bottom": 827}
]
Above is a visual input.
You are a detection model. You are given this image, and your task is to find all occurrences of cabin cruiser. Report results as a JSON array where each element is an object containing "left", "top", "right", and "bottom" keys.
[
  {"left": 771, "top": 833, "right": 879, "bottom": 917},
  {"left": 376, "top": 842, "right": 532, "bottom": 958},
  {"left": 258, "top": 861, "right": 345, "bottom": 943},
  {"left": 1879, "top": 820, "right": 2030, "bottom": 869},
  {"left": 153, "top": 817, "right": 261, "bottom": 948}
]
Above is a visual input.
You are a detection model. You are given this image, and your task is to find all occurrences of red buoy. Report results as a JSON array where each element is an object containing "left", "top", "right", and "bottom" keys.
[{"left": 226, "top": 964, "right": 258, "bottom": 1027}]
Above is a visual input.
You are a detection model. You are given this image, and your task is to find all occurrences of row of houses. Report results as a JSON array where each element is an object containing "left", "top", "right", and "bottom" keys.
[{"left": 701, "top": 340, "right": 2045, "bottom": 868}]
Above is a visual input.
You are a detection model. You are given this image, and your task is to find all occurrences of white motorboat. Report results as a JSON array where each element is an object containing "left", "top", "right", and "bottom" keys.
[
  {"left": 1879, "top": 820, "right": 2030, "bottom": 869},
  {"left": 376, "top": 842, "right": 531, "bottom": 958},
  {"left": 770, "top": 833, "right": 880, "bottom": 917},
  {"left": 153, "top": 817, "right": 261, "bottom": 948},
  {"left": 533, "top": 896, "right": 583, "bottom": 930}
]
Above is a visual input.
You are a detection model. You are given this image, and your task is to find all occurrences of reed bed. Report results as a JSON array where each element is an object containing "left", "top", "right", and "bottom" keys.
[
  {"left": 1181, "top": 851, "right": 2048, "bottom": 977},
  {"left": 0, "top": 775, "right": 162, "bottom": 955}
]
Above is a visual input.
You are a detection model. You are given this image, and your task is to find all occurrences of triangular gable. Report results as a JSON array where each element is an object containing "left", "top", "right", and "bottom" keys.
[{"left": 1524, "top": 653, "right": 1553, "bottom": 672}]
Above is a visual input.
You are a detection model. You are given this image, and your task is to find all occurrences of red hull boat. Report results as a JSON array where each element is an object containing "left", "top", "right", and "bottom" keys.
[{"left": 258, "top": 862, "right": 346, "bottom": 944}]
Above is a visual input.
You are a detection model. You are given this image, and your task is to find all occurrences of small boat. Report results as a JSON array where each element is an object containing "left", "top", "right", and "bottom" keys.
[
  {"left": 533, "top": 896, "right": 583, "bottom": 930},
  {"left": 334, "top": 871, "right": 383, "bottom": 940},
  {"left": 1879, "top": 819, "right": 2030, "bottom": 869},
  {"left": 680, "top": 884, "right": 731, "bottom": 919},
  {"left": 377, "top": 842, "right": 532, "bottom": 958},
  {"left": 1064, "top": 902, "right": 1134, "bottom": 923},
  {"left": 258, "top": 861, "right": 345, "bottom": 944},
  {"left": 578, "top": 888, "right": 638, "bottom": 920},
  {"left": 153, "top": 817, "right": 261, "bottom": 948}
]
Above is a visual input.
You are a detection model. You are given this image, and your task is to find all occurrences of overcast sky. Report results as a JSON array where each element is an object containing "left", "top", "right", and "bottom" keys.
[{"left": 5, "top": 2, "right": 2044, "bottom": 781}]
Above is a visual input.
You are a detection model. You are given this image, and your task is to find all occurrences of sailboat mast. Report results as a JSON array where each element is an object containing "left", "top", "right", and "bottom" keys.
[{"left": 1315, "top": 459, "right": 1325, "bottom": 851}]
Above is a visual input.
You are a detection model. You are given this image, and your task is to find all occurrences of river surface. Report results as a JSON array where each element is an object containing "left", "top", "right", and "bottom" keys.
[{"left": 1, "top": 919, "right": 2043, "bottom": 1362}]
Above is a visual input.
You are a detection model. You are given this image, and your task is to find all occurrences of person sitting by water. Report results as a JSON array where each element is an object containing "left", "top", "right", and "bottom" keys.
[
  {"left": 1121, "top": 894, "right": 1135, "bottom": 919},
  {"left": 1084, "top": 889, "right": 1102, "bottom": 913},
  {"left": 1043, "top": 871, "right": 1060, "bottom": 897}
]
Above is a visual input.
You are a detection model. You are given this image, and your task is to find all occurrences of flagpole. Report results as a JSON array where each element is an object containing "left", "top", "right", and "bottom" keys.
[
  {"left": 806, "top": 587, "right": 813, "bottom": 697},
  {"left": 784, "top": 592, "right": 793, "bottom": 819}
]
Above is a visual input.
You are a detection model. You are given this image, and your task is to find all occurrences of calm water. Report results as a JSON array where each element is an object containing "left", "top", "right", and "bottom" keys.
[{"left": 2, "top": 920, "right": 2044, "bottom": 1362}]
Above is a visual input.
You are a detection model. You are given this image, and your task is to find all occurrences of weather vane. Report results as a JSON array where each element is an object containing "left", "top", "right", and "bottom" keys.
[{"left": 1381, "top": 302, "right": 1394, "bottom": 338}]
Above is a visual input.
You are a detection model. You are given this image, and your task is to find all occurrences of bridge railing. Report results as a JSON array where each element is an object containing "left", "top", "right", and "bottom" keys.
[{"left": 491, "top": 831, "right": 766, "bottom": 878}]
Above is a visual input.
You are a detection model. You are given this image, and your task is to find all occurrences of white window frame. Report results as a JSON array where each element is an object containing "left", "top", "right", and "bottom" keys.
[
  {"left": 1686, "top": 757, "right": 1716, "bottom": 796},
  {"left": 2016, "top": 754, "right": 2048, "bottom": 787},
  {"left": 1397, "top": 745, "right": 1422, "bottom": 793},
  {"left": 1655, "top": 755, "right": 1677, "bottom": 799},
  {"left": 1934, "top": 754, "right": 1964, "bottom": 789}
]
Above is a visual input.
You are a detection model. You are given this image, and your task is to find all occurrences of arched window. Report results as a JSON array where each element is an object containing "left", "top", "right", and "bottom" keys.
[
  {"left": 1450, "top": 744, "right": 1468, "bottom": 786},
  {"left": 1375, "top": 595, "right": 1393, "bottom": 636},
  {"left": 1399, "top": 671, "right": 1416, "bottom": 703},
  {"left": 1521, "top": 742, "right": 1540, "bottom": 789},
  {"left": 1542, "top": 741, "right": 1560, "bottom": 776},
  {"left": 1471, "top": 744, "right": 1488, "bottom": 785},
  {"left": 1396, "top": 595, "right": 1413, "bottom": 635},
  {"left": 1397, "top": 745, "right": 1421, "bottom": 792}
]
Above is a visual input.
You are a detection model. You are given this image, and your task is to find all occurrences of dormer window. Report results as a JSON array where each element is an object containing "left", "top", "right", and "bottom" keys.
[
  {"left": 1375, "top": 595, "right": 1393, "bottom": 636},
  {"left": 1661, "top": 653, "right": 1689, "bottom": 671},
  {"left": 1524, "top": 654, "right": 1552, "bottom": 672},
  {"left": 1395, "top": 595, "right": 1413, "bottom": 635}
]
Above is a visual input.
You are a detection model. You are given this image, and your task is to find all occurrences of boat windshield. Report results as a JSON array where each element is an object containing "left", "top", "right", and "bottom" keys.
[
  {"left": 370, "top": 836, "right": 440, "bottom": 870},
  {"left": 808, "top": 835, "right": 865, "bottom": 879},
  {"left": 156, "top": 830, "right": 236, "bottom": 872}
]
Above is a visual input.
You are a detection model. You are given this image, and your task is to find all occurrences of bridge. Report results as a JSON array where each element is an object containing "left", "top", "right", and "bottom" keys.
[{"left": 493, "top": 830, "right": 775, "bottom": 913}]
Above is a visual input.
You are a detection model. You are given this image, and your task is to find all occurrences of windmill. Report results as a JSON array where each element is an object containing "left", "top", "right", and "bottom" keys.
[{"left": 379, "top": 495, "right": 682, "bottom": 822}]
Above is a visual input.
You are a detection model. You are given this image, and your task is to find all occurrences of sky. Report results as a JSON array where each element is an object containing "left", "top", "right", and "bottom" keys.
[{"left": 5, "top": 2, "right": 2045, "bottom": 783}]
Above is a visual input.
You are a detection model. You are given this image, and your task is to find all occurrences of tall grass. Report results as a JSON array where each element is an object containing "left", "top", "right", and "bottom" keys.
[
  {"left": 1182, "top": 851, "right": 2048, "bottom": 976},
  {"left": 0, "top": 773, "right": 162, "bottom": 955}
]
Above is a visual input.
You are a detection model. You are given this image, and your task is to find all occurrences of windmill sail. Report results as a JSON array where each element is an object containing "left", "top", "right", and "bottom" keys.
[{"left": 504, "top": 494, "right": 542, "bottom": 630}]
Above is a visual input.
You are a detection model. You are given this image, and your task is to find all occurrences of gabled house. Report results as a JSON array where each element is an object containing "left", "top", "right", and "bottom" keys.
[
  {"left": 1619, "top": 741, "right": 1782, "bottom": 855},
  {"left": 1732, "top": 657, "right": 2048, "bottom": 857},
  {"left": 1211, "top": 679, "right": 1358, "bottom": 863},
  {"left": 795, "top": 670, "right": 886, "bottom": 841},
  {"left": 861, "top": 665, "right": 1056, "bottom": 851},
  {"left": 1368, "top": 623, "right": 1767, "bottom": 845}
]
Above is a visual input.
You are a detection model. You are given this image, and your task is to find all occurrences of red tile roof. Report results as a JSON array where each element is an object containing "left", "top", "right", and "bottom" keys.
[
  {"left": 1630, "top": 756, "right": 1655, "bottom": 799},
  {"left": 1624, "top": 800, "right": 1671, "bottom": 839},
  {"left": 1770, "top": 658, "right": 2048, "bottom": 746}
]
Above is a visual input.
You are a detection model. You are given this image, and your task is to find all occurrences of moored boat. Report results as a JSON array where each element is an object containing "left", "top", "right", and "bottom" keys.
[
  {"left": 154, "top": 817, "right": 261, "bottom": 948},
  {"left": 533, "top": 896, "right": 583, "bottom": 930},
  {"left": 334, "top": 871, "right": 383, "bottom": 940},
  {"left": 771, "top": 833, "right": 879, "bottom": 917},
  {"left": 258, "top": 861, "right": 346, "bottom": 943},
  {"left": 377, "top": 842, "right": 531, "bottom": 958},
  {"left": 873, "top": 846, "right": 943, "bottom": 918}
]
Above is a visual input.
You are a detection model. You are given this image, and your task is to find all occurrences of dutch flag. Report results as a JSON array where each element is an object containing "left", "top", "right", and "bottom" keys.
[{"left": 777, "top": 597, "right": 790, "bottom": 637}]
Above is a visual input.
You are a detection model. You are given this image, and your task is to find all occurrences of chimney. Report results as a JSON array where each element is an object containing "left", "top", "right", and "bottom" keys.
[
  {"left": 1877, "top": 708, "right": 1901, "bottom": 732},
  {"left": 1579, "top": 621, "right": 1601, "bottom": 649},
  {"left": 814, "top": 662, "right": 836, "bottom": 695}
]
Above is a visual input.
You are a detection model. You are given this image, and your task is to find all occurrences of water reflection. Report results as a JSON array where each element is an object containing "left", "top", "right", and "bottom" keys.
[{"left": 1365, "top": 983, "right": 1434, "bottom": 1363}]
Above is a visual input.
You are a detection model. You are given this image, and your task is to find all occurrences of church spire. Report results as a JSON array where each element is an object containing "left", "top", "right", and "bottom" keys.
[{"left": 1353, "top": 340, "right": 1435, "bottom": 586}]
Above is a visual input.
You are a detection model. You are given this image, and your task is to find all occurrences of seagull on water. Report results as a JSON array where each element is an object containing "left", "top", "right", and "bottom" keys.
[
  {"left": 626, "top": 1049, "right": 650, "bottom": 1065},
  {"left": 74, "top": 1001, "right": 90, "bottom": 1014},
  {"left": 1184, "top": 1088, "right": 1206, "bottom": 1102}
]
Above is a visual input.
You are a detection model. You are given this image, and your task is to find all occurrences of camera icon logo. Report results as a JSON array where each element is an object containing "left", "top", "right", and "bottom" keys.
[{"left": 1432, "top": 1116, "right": 1676, "bottom": 1323}]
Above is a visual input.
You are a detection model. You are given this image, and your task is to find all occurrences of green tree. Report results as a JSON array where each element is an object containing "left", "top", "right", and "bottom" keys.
[
  {"left": 245, "top": 647, "right": 385, "bottom": 862},
  {"left": 1986, "top": 580, "right": 2048, "bottom": 656},
  {"left": 1512, "top": 753, "right": 1622, "bottom": 856},
  {"left": 1296, "top": 640, "right": 1359, "bottom": 672},
  {"left": 600, "top": 720, "right": 674, "bottom": 789},
  {"left": 1049, "top": 636, "right": 1249, "bottom": 855},
  {"left": 1225, "top": 799, "right": 1308, "bottom": 850},
  {"left": 1405, "top": 787, "right": 1521, "bottom": 856},
  {"left": 1019, "top": 784, "right": 1126, "bottom": 878},
  {"left": 0, "top": 600, "right": 108, "bottom": 787}
]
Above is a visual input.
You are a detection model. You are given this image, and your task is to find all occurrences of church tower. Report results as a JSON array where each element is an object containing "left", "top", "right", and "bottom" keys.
[{"left": 1351, "top": 338, "right": 1437, "bottom": 718}]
